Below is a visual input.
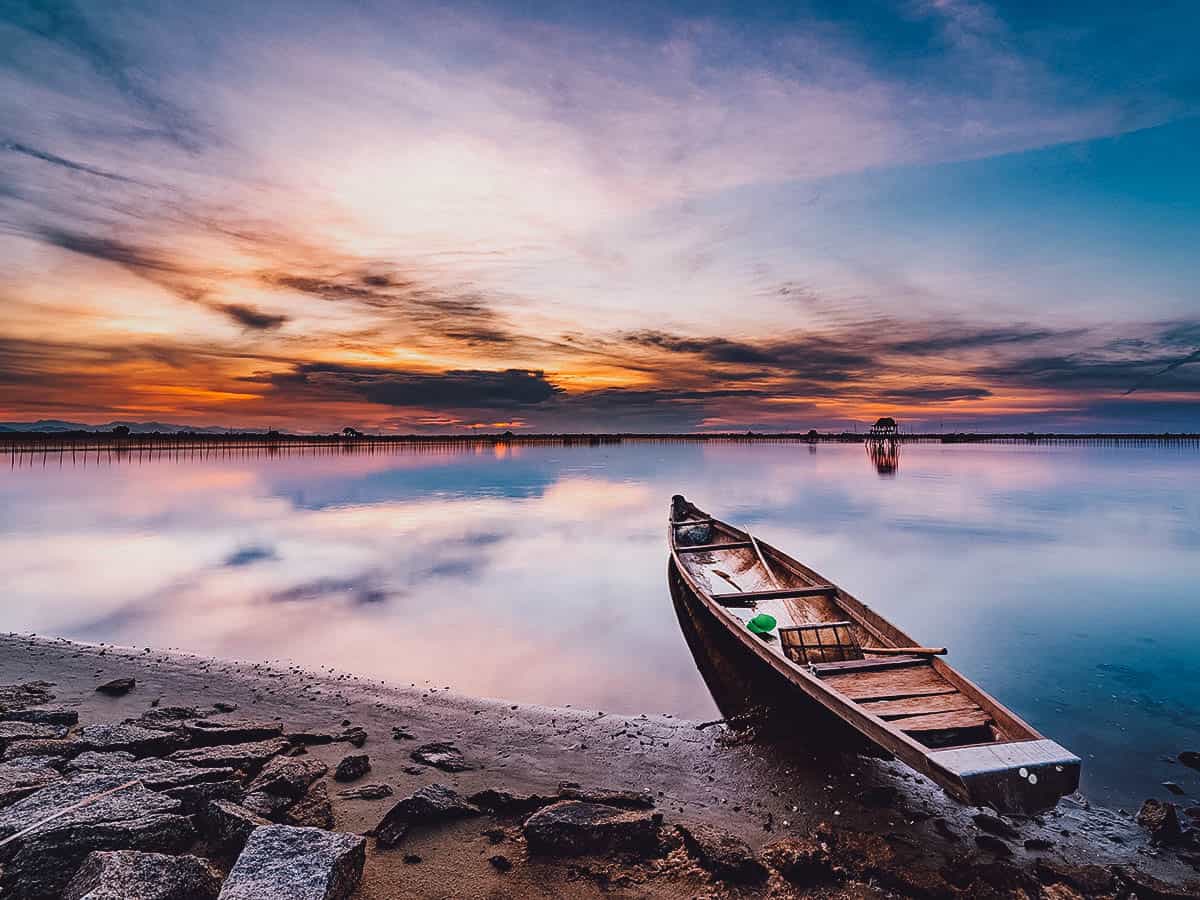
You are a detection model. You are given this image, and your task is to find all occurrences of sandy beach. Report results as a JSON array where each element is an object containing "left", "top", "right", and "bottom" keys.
[{"left": 1, "top": 632, "right": 1196, "bottom": 898}]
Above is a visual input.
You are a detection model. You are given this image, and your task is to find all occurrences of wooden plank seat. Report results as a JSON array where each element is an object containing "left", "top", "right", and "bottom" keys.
[
  {"left": 713, "top": 585, "right": 838, "bottom": 605},
  {"left": 809, "top": 655, "right": 923, "bottom": 674},
  {"left": 860, "top": 693, "right": 983, "bottom": 720},
  {"left": 674, "top": 541, "right": 754, "bottom": 553}
]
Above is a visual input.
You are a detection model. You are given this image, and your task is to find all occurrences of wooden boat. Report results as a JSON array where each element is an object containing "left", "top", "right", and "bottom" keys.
[{"left": 668, "top": 495, "right": 1080, "bottom": 813}]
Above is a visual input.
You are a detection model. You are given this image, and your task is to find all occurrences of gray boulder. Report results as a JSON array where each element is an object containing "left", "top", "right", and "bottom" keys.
[
  {"left": 170, "top": 737, "right": 289, "bottom": 771},
  {"left": 0, "top": 720, "right": 69, "bottom": 746},
  {"left": 218, "top": 825, "right": 365, "bottom": 900},
  {"left": 522, "top": 801, "right": 661, "bottom": 858},
  {"left": 677, "top": 822, "right": 767, "bottom": 884},
  {"left": 134, "top": 706, "right": 202, "bottom": 730},
  {"left": 375, "top": 783, "right": 480, "bottom": 847},
  {"left": 242, "top": 790, "right": 295, "bottom": 821},
  {"left": 68, "top": 751, "right": 237, "bottom": 791},
  {"left": 185, "top": 719, "right": 284, "bottom": 746},
  {"left": 2, "top": 737, "right": 80, "bottom": 761},
  {"left": 95, "top": 678, "right": 136, "bottom": 696},
  {"left": 248, "top": 756, "right": 328, "bottom": 799},
  {"left": 201, "top": 799, "right": 271, "bottom": 856},
  {"left": 557, "top": 782, "right": 655, "bottom": 809},
  {"left": 0, "top": 774, "right": 194, "bottom": 898},
  {"left": 0, "top": 706, "right": 79, "bottom": 726},
  {"left": 0, "top": 762, "right": 61, "bottom": 808},
  {"left": 0, "top": 680, "right": 56, "bottom": 710},
  {"left": 409, "top": 741, "right": 471, "bottom": 771},
  {"left": 337, "top": 783, "right": 392, "bottom": 800},
  {"left": 333, "top": 754, "right": 369, "bottom": 782},
  {"left": 286, "top": 781, "right": 335, "bottom": 829},
  {"left": 63, "top": 850, "right": 222, "bottom": 900},
  {"left": 77, "top": 723, "right": 183, "bottom": 757}
]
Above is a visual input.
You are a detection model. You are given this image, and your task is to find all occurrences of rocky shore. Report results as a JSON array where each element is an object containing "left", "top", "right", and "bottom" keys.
[{"left": 0, "top": 633, "right": 1197, "bottom": 899}]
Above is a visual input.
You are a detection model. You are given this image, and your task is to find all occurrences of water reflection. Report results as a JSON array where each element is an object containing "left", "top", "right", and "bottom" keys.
[
  {"left": 3, "top": 441, "right": 1199, "bottom": 810},
  {"left": 866, "top": 438, "right": 900, "bottom": 477}
]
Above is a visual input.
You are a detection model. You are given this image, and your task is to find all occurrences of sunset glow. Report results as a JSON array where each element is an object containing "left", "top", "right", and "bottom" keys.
[{"left": 2, "top": 1, "right": 1198, "bottom": 432}]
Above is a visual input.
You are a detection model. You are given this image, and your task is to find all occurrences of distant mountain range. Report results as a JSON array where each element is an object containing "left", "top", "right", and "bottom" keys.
[{"left": 0, "top": 420, "right": 252, "bottom": 433}]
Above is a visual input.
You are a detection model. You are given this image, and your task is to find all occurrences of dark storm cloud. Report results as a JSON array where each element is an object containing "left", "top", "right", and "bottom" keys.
[
  {"left": 4, "top": 141, "right": 137, "bottom": 182},
  {"left": 873, "top": 385, "right": 992, "bottom": 402},
  {"left": 263, "top": 364, "right": 564, "bottom": 410}
]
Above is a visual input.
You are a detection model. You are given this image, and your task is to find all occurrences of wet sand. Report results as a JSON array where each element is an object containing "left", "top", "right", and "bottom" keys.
[{"left": 1, "top": 632, "right": 1196, "bottom": 898}]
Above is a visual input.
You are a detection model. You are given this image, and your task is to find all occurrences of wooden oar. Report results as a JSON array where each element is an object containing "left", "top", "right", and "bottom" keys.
[{"left": 862, "top": 646, "right": 947, "bottom": 656}]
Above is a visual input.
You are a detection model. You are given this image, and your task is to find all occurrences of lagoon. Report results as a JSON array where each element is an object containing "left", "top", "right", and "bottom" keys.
[{"left": 3, "top": 439, "right": 1198, "bottom": 810}]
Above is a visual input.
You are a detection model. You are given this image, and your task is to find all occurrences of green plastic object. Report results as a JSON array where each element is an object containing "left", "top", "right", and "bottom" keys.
[{"left": 746, "top": 613, "right": 777, "bottom": 635}]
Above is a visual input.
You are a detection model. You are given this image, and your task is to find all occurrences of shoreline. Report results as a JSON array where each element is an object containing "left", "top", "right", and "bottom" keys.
[{"left": 2, "top": 632, "right": 1197, "bottom": 897}]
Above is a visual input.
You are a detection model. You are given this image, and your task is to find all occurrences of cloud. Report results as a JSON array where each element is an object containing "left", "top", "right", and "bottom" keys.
[
  {"left": 218, "top": 303, "right": 288, "bottom": 331},
  {"left": 4, "top": 141, "right": 137, "bottom": 182},
  {"left": 262, "top": 364, "right": 564, "bottom": 411}
]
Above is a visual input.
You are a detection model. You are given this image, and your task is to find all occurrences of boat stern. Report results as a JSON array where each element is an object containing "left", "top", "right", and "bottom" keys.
[{"left": 928, "top": 739, "right": 1081, "bottom": 814}]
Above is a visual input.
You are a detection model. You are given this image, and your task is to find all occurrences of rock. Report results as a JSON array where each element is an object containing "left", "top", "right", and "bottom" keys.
[
  {"left": 201, "top": 800, "right": 271, "bottom": 856},
  {"left": 557, "top": 782, "right": 654, "bottom": 809},
  {"left": 973, "top": 812, "right": 1019, "bottom": 839},
  {"left": 0, "top": 706, "right": 78, "bottom": 726},
  {"left": 1137, "top": 798, "right": 1183, "bottom": 844},
  {"left": 68, "top": 751, "right": 237, "bottom": 791},
  {"left": 287, "top": 730, "right": 337, "bottom": 746},
  {"left": 489, "top": 854, "right": 512, "bottom": 872},
  {"left": 1024, "top": 837, "right": 1055, "bottom": 850},
  {"left": 95, "top": 678, "right": 136, "bottom": 696},
  {"left": 1164, "top": 781, "right": 1187, "bottom": 796},
  {"left": 161, "top": 778, "right": 243, "bottom": 812},
  {"left": 337, "top": 783, "right": 392, "bottom": 800},
  {"left": 1, "top": 737, "right": 79, "bottom": 761},
  {"left": 1035, "top": 859, "right": 1115, "bottom": 896},
  {"left": 760, "top": 836, "right": 834, "bottom": 884},
  {"left": 932, "top": 817, "right": 958, "bottom": 841},
  {"left": 0, "top": 762, "right": 60, "bottom": 807},
  {"left": 170, "top": 737, "right": 289, "bottom": 771},
  {"left": 286, "top": 781, "right": 335, "bottom": 829},
  {"left": 677, "top": 822, "right": 767, "bottom": 884},
  {"left": 185, "top": 719, "right": 284, "bottom": 746},
  {"left": 248, "top": 756, "right": 328, "bottom": 799},
  {"left": 1185, "top": 806, "right": 1200, "bottom": 822},
  {"left": 337, "top": 726, "right": 367, "bottom": 748},
  {"left": 403, "top": 854, "right": 422, "bottom": 864},
  {"left": 391, "top": 726, "right": 414, "bottom": 740},
  {"left": 1179, "top": 751, "right": 1200, "bottom": 772},
  {"left": 468, "top": 788, "right": 555, "bottom": 817},
  {"left": 134, "top": 707, "right": 200, "bottom": 729},
  {"left": 374, "top": 783, "right": 481, "bottom": 847},
  {"left": 974, "top": 834, "right": 1013, "bottom": 856},
  {"left": 78, "top": 723, "right": 183, "bottom": 757},
  {"left": 0, "top": 773, "right": 195, "bottom": 898},
  {"left": 217, "top": 825, "right": 365, "bottom": 900},
  {"left": 241, "top": 790, "right": 294, "bottom": 821},
  {"left": 0, "top": 681, "right": 55, "bottom": 710},
  {"left": 1112, "top": 865, "right": 1200, "bottom": 900},
  {"left": 409, "top": 741, "right": 471, "bottom": 772},
  {"left": 63, "top": 850, "right": 222, "bottom": 900},
  {"left": 522, "top": 801, "right": 661, "bottom": 859},
  {"left": 334, "top": 754, "right": 370, "bottom": 782},
  {"left": 0, "top": 721, "right": 69, "bottom": 746},
  {"left": 212, "top": 701, "right": 238, "bottom": 714}
]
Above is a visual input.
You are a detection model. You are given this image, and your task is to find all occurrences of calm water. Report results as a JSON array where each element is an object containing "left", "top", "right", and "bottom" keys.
[{"left": 4, "top": 440, "right": 1199, "bottom": 809}]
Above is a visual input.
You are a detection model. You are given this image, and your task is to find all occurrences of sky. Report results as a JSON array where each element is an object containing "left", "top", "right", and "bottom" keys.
[{"left": 1, "top": 0, "right": 1198, "bottom": 433}]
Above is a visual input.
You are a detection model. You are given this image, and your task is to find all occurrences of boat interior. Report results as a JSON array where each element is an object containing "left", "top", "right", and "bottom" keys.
[{"left": 669, "top": 498, "right": 1034, "bottom": 753}]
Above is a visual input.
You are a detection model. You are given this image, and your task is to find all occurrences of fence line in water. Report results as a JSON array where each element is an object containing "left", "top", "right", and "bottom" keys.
[{"left": 4, "top": 432, "right": 1199, "bottom": 469}]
